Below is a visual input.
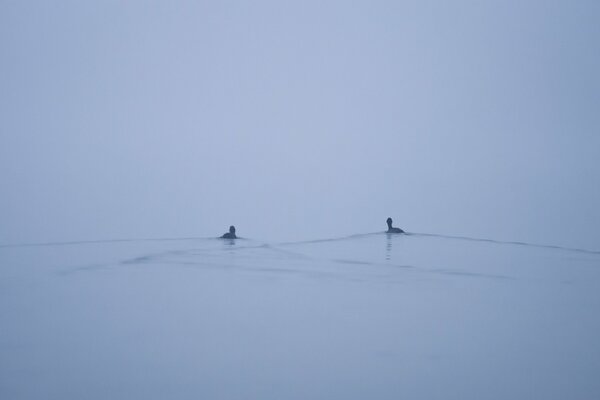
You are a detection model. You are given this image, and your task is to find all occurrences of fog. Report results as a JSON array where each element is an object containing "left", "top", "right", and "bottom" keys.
[
  {"left": 2, "top": 3, "right": 600, "bottom": 398},
  {"left": 1, "top": 2, "right": 599, "bottom": 246}
]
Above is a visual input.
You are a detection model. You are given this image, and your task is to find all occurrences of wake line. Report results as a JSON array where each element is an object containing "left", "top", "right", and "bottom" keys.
[
  {"left": 410, "top": 232, "right": 600, "bottom": 255},
  {"left": 277, "top": 231, "right": 600, "bottom": 256},
  {"left": 0, "top": 236, "right": 208, "bottom": 249},
  {"left": 278, "top": 232, "right": 380, "bottom": 246},
  {"left": 1, "top": 231, "right": 598, "bottom": 257}
]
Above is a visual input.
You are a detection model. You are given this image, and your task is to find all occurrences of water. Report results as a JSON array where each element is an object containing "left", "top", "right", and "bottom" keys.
[{"left": 1, "top": 232, "right": 600, "bottom": 399}]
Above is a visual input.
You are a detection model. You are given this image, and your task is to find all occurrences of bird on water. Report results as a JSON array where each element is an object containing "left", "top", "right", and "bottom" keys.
[
  {"left": 221, "top": 225, "right": 237, "bottom": 239},
  {"left": 386, "top": 217, "right": 404, "bottom": 234}
]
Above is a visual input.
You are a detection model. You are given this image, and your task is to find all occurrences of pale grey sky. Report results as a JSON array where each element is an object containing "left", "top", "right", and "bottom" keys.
[{"left": 1, "top": 1, "right": 599, "bottom": 248}]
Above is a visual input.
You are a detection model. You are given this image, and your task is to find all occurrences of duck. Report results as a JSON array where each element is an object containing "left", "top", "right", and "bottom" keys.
[
  {"left": 386, "top": 217, "right": 404, "bottom": 234},
  {"left": 221, "top": 225, "right": 237, "bottom": 239}
]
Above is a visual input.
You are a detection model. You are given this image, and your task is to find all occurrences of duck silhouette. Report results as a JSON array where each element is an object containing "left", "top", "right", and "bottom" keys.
[
  {"left": 386, "top": 217, "right": 404, "bottom": 234},
  {"left": 221, "top": 225, "right": 237, "bottom": 239}
]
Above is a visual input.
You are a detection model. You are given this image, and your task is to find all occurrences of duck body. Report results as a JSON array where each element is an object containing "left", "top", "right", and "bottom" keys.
[
  {"left": 386, "top": 217, "right": 404, "bottom": 234},
  {"left": 387, "top": 227, "right": 404, "bottom": 234},
  {"left": 220, "top": 225, "right": 237, "bottom": 239}
]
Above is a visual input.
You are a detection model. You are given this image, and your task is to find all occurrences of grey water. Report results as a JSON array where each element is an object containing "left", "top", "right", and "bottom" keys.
[
  {"left": 3, "top": 1, "right": 600, "bottom": 399},
  {"left": 1, "top": 232, "right": 599, "bottom": 400}
]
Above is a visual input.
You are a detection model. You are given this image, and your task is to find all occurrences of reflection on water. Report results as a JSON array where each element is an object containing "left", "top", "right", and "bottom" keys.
[
  {"left": 222, "top": 238, "right": 236, "bottom": 246},
  {"left": 386, "top": 233, "right": 393, "bottom": 261}
]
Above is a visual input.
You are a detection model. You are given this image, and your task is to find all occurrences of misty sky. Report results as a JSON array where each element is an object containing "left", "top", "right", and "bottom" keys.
[{"left": 1, "top": 1, "right": 599, "bottom": 248}]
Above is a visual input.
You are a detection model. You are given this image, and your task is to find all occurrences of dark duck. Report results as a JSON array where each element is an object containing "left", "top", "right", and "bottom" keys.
[
  {"left": 221, "top": 225, "right": 237, "bottom": 239},
  {"left": 386, "top": 217, "right": 404, "bottom": 233}
]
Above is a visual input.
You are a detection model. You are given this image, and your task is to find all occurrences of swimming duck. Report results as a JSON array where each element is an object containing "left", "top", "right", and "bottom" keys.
[
  {"left": 221, "top": 225, "right": 237, "bottom": 239},
  {"left": 386, "top": 217, "right": 404, "bottom": 234}
]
